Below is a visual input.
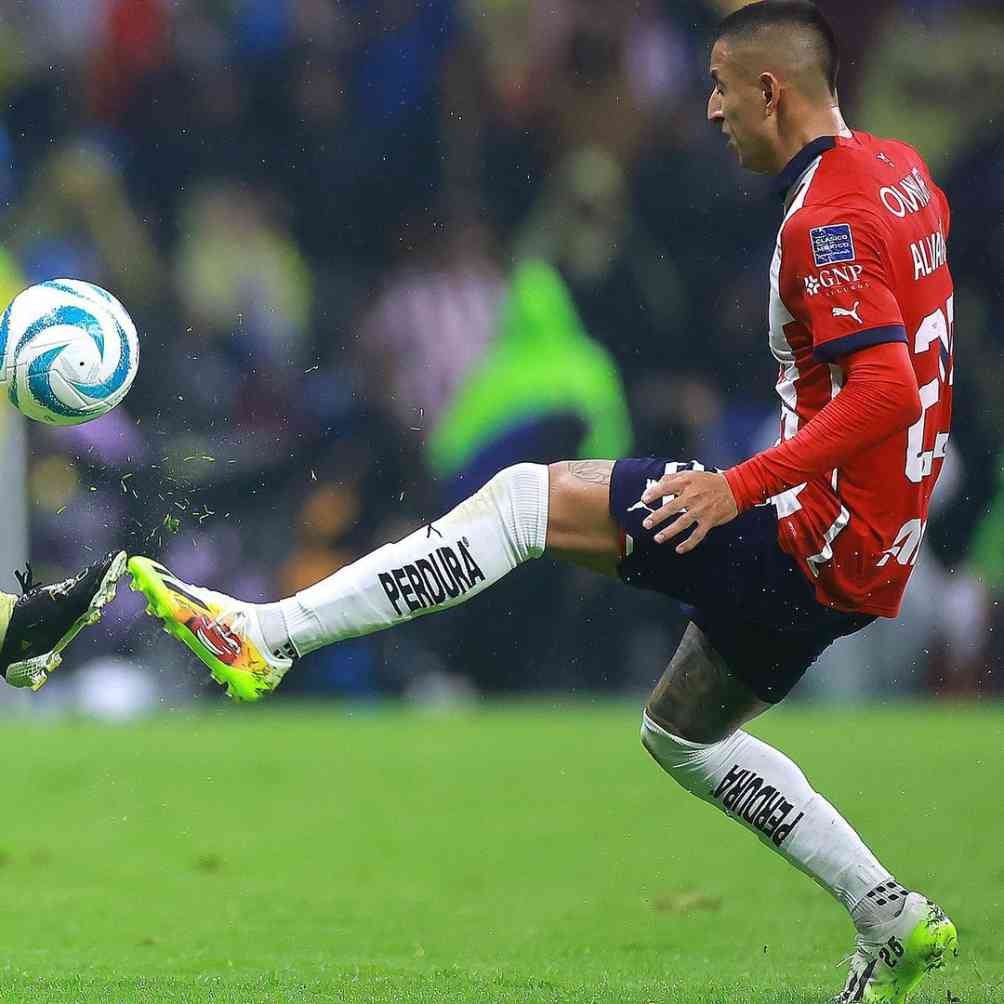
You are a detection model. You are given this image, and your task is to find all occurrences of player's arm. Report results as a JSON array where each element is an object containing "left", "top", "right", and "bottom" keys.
[
  {"left": 724, "top": 341, "right": 921, "bottom": 509},
  {"left": 640, "top": 344, "right": 921, "bottom": 551},
  {"left": 641, "top": 204, "right": 918, "bottom": 551}
]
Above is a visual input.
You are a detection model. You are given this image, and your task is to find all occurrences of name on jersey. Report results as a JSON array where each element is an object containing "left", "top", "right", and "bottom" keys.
[
  {"left": 713, "top": 763, "right": 804, "bottom": 847},
  {"left": 880, "top": 167, "right": 932, "bottom": 218},
  {"left": 910, "top": 228, "right": 947, "bottom": 280},
  {"left": 803, "top": 263, "right": 865, "bottom": 296},
  {"left": 379, "top": 538, "right": 486, "bottom": 616},
  {"left": 809, "top": 223, "right": 855, "bottom": 266}
]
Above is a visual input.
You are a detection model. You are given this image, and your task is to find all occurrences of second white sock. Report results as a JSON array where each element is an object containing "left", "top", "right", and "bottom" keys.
[{"left": 641, "top": 711, "right": 894, "bottom": 916}]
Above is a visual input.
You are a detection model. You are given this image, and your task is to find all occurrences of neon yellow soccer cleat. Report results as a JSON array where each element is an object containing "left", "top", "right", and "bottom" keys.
[
  {"left": 835, "top": 893, "right": 958, "bottom": 1003},
  {"left": 127, "top": 557, "right": 292, "bottom": 702}
]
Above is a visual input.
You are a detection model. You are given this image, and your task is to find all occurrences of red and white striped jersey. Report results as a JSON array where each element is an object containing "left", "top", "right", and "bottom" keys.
[{"left": 767, "top": 131, "right": 953, "bottom": 617}]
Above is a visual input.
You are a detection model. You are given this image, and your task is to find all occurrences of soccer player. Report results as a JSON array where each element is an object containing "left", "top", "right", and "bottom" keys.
[
  {"left": 0, "top": 551, "right": 127, "bottom": 690},
  {"left": 129, "top": 3, "right": 958, "bottom": 998}
]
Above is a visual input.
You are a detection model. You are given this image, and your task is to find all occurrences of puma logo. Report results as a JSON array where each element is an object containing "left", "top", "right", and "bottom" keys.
[
  {"left": 832, "top": 301, "right": 862, "bottom": 324},
  {"left": 627, "top": 478, "right": 662, "bottom": 514}
]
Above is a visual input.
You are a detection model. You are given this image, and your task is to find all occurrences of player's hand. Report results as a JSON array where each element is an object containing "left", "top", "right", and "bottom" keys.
[{"left": 640, "top": 470, "right": 739, "bottom": 553}]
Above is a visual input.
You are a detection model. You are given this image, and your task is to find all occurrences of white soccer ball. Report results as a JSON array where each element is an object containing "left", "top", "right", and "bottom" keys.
[{"left": 0, "top": 278, "right": 139, "bottom": 425}]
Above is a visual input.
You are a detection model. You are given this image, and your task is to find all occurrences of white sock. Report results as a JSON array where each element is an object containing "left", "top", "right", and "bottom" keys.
[
  {"left": 640, "top": 711, "right": 898, "bottom": 926},
  {"left": 272, "top": 463, "right": 549, "bottom": 656}
]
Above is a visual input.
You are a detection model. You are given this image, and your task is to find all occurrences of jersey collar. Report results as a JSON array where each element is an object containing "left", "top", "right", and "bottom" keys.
[{"left": 773, "top": 135, "right": 837, "bottom": 200}]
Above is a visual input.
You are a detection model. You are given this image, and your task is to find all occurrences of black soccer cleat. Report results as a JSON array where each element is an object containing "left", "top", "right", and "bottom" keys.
[{"left": 0, "top": 551, "right": 128, "bottom": 690}]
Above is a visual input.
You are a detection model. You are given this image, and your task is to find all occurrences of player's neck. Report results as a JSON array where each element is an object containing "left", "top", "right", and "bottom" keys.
[{"left": 774, "top": 105, "right": 851, "bottom": 174}]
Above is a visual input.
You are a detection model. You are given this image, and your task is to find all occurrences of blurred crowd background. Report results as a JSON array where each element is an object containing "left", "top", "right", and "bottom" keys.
[{"left": 0, "top": 0, "right": 1002, "bottom": 714}]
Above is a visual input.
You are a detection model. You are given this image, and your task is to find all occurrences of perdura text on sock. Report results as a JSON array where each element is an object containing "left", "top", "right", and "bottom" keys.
[
  {"left": 378, "top": 539, "right": 486, "bottom": 616},
  {"left": 713, "top": 763, "right": 805, "bottom": 847}
]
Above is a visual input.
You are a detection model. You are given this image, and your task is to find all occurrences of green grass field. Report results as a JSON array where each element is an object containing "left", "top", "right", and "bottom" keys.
[{"left": 0, "top": 702, "right": 999, "bottom": 1002}]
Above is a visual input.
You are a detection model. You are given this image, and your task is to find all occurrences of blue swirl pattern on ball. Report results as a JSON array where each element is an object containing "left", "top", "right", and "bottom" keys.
[
  {"left": 2, "top": 279, "right": 139, "bottom": 425},
  {"left": 28, "top": 344, "right": 91, "bottom": 419},
  {"left": 45, "top": 278, "right": 117, "bottom": 308},
  {"left": 20, "top": 306, "right": 110, "bottom": 420},
  {"left": 16, "top": 304, "right": 105, "bottom": 359},
  {"left": 71, "top": 326, "right": 132, "bottom": 400}
]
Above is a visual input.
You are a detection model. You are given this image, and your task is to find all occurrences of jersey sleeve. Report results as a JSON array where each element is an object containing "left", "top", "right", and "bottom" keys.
[{"left": 780, "top": 205, "right": 906, "bottom": 363}]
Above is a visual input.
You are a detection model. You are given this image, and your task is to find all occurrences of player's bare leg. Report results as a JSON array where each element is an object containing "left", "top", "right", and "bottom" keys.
[
  {"left": 640, "top": 626, "right": 957, "bottom": 1002},
  {"left": 128, "top": 461, "right": 624, "bottom": 701},
  {"left": 543, "top": 460, "right": 622, "bottom": 574},
  {"left": 644, "top": 622, "right": 768, "bottom": 742}
]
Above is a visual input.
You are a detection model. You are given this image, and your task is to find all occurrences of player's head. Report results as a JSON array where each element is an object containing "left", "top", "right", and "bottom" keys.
[{"left": 708, "top": 1, "right": 840, "bottom": 174}]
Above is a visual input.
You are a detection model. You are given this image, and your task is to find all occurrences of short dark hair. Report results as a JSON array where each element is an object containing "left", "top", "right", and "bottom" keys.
[{"left": 715, "top": 1, "right": 840, "bottom": 95}]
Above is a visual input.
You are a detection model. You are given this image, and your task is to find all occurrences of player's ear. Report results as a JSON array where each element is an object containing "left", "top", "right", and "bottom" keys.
[{"left": 760, "top": 72, "right": 779, "bottom": 116}]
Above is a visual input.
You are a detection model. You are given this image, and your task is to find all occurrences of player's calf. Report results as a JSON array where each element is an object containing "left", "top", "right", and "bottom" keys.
[
  {"left": 275, "top": 462, "right": 552, "bottom": 656},
  {"left": 640, "top": 710, "right": 922, "bottom": 925}
]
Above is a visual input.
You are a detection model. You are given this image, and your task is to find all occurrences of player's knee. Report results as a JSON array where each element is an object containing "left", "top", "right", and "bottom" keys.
[
  {"left": 644, "top": 694, "right": 718, "bottom": 745},
  {"left": 479, "top": 463, "right": 550, "bottom": 562},
  {"left": 639, "top": 710, "right": 710, "bottom": 798}
]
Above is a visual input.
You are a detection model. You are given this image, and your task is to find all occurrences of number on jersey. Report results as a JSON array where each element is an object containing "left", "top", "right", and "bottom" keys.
[{"left": 905, "top": 295, "right": 953, "bottom": 484}]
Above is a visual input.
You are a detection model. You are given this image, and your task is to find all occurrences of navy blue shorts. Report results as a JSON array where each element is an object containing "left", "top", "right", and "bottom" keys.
[{"left": 610, "top": 459, "right": 875, "bottom": 702}]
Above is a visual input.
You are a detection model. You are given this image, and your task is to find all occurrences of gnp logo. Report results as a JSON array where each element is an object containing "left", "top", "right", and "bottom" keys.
[{"left": 803, "top": 264, "right": 864, "bottom": 296}]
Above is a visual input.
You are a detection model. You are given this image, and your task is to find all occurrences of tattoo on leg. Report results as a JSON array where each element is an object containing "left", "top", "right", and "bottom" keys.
[
  {"left": 645, "top": 623, "right": 769, "bottom": 743},
  {"left": 566, "top": 460, "right": 612, "bottom": 485}
]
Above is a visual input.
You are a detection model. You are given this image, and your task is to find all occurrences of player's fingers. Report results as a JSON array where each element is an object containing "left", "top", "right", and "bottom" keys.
[
  {"left": 674, "top": 522, "right": 709, "bottom": 554},
  {"left": 641, "top": 495, "right": 688, "bottom": 531},
  {"left": 653, "top": 510, "right": 698, "bottom": 544},
  {"left": 641, "top": 474, "right": 688, "bottom": 506}
]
